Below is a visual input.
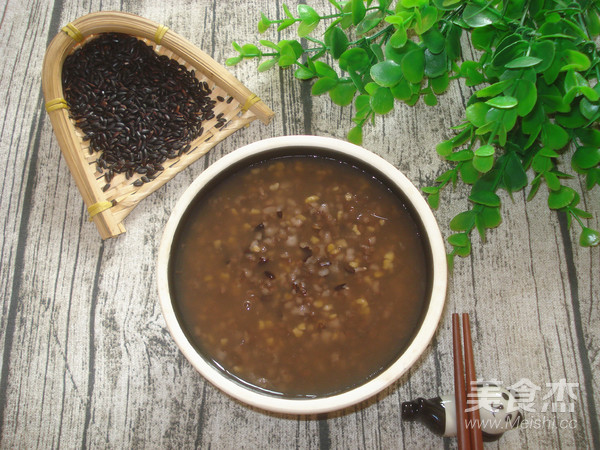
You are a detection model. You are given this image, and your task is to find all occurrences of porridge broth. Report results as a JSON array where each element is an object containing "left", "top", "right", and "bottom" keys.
[{"left": 170, "top": 154, "right": 429, "bottom": 397}]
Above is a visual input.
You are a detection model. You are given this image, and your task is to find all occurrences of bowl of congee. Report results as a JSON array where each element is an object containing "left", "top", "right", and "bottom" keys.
[{"left": 157, "top": 135, "right": 447, "bottom": 414}]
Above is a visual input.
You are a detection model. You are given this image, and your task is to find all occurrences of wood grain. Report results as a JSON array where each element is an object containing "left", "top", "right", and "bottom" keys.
[{"left": 0, "top": 0, "right": 598, "bottom": 448}]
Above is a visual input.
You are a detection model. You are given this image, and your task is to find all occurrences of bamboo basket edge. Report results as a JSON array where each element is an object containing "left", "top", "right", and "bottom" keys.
[{"left": 42, "top": 11, "right": 275, "bottom": 239}]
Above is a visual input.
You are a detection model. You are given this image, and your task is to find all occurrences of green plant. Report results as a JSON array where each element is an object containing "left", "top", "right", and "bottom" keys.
[{"left": 227, "top": 0, "right": 600, "bottom": 268}]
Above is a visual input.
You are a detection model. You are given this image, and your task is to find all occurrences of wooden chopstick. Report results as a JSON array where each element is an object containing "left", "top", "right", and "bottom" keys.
[
  {"left": 452, "top": 313, "right": 471, "bottom": 450},
  {"left": 463, "top": 313, "right": 484, "bottom": 450}
]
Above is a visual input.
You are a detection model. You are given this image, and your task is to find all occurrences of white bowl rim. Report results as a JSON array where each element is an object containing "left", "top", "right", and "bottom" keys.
[{"left": 157, "top": 135, "right": 447, "bottom": 415}]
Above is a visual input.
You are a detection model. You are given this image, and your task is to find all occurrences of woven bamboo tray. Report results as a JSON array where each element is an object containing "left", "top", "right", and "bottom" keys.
[{"left": 42, "top": 11, "right": 274, "bottom": 239}]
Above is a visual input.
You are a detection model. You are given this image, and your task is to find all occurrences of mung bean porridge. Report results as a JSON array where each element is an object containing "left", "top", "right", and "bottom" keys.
[{"left": 170, "top": 154, "right": 429, "bottom": 397}]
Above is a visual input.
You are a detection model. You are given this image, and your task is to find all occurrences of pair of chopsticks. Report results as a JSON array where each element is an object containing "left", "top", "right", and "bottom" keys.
[{"left": 452, "top": 313, "right": 484, "bottom": 450}]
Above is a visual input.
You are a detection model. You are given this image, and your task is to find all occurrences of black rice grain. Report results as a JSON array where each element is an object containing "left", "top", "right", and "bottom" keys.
[{"left": 62, "top": 33, "right": 217, "bottom": 190}]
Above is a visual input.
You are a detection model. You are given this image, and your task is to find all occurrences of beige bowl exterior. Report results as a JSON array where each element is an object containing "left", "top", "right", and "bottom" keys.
[{"left": 157, "top": 135, "right": 447, "bottom": 414}]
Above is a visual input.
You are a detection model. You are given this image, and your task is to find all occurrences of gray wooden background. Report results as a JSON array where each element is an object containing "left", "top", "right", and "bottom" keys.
[{"left": 1, "top": 0, "right": 598, "bottom": 448}]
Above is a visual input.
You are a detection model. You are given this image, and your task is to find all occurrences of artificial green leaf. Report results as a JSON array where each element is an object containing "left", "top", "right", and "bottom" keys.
[
  {"left": 298, "top": 4, "right": 319, "bottom": 22},
  {"left": 585, "top": 8, "right": 600, "bottom": 36},
  {"left": 354, "top": 94, "right": 371, "bottom": 116},
  {"left": 560, "top": 50, "right": 591, "bottom": 72},
  {"left": 424, "top": 49, "right": 448, "bottom": 78},
  {"left": 313, "top": 61, "right": 338, "bottom": 79},
  {"left": 586, "top": 169, "right": 599, "bottom": 189},
  {"left": 365, "top": 82, "right": 379, "bottom": 95},
  {"left": 328, "top": 0, "right": 343, "bottom": 11},
  {"left": 356, "top": 11, "right": 384, "bottom": 35},
  {"left": 258, "top": 13, "right": 272, "bottom": 33},
  {"left": 445, "top": 23, "right": 462, "bottom": 60},
  {"left": 401, "top": 49, "right": 425, "bottom": 83},
  {"left": 370, "top": 87, "right": 395, "bottom": 114},
  {"left": 580, "top": 227, "right": 600, "bottom": 247},
  {"left": 531, "top": 153, "right": 553, "bottom": 173},
  {"left": 241, "top": 44, "right": 261, "bottom": 56},
  {"left": 277, "top": 18, "right": 296, "bottom": 32},
  {"left": 494, "top": 33, "right": 520, "bottom": 54},
  {"left": 340, "top": 1, "right": 354, "bottom": 29},
  {"left": 352, "top": 0, "right": 366, "bottom": 25},
  {"left": 573, "top": 208, "right": 593, "bottom": 219},
  {"left": 573, "top": 146, "right": 600, "bottom": 169},
  {"left": 446, "top": 149, "right": 474, "bottom": 162},
  {"left": 492, "top": 40, "right": 528, "bottom": 68},
  {"left": 422, "top": 28, "right": 445, "bottom": 54},
  {"left": 436, "top": 140, "right": 453, "bottom": 156},
  {"left": 279, "top": 39, "right": 304, "bottom": 59},
  {"left": 575, "top": 128, "right": 600, "bottom": 147},
  {"left": 505, "top": 56, "right": 542, "bottom": 69},
  {"left": 348, "top": 70, "right": 366, "bottom": 93},
  {"left": 540, "top": 91, "right": 569, "bottom": 114},
  {"left": 371, "top": 60, "right": 403, "bottom": 87},
  {"left": 390, "top": 26, "right": 408, "bottom": 48},
  {"left": 450, "top": 210, "right": 477, "bottom": 231},
  {"left": 462, "top": 3, "right": 497, "bottom": 27},
  {"left": 563, "top": 70, "right": 590, "bottom": 102},
  {"left": 469, "top": 190, "right": 501, "bottom": 207},
  {"left": 435, "top": 169, "right": 455, "bottom": 184},
  {"left": 259, "top": 39, "right": 280, "bottom": 51},
  {"left": 390, "top": 79, "right": 412, "bottom": 100},
  {"left": 538, "top": 147, "right": 560, "bottom": 158},
  {"left": 329, "top": 82, "right": 357, "bottom": 106},
  {"left": 402, "top": 0, "right": 429, "bottom": 8},
  {"left": 430, "top": 73, "right": 449, "bottom": 94},
  {"left": 514, "top": 80, "right": 537, "bottom": 116},
  {"left": 531, "top": 40, "right": 555, "bottom": 72},
  {"left": 471, "top": 26, "right": 495, "bottom": 50},
  {"left": 278, "top": 44, "right": 297, "bottom": 66},
  {"left": 541, "top": 122, "right": 569, "bottom": 149},
  {"left": 339, "top": 47, "right": 370, "bottom": 72},
  {"left": 415, "top": 5, "right": 438, "bottom": 34},
  {"left": 448, "top": 232, "right": 470, "bottom": 247},
  {"left": 370, "top": 43, "right": 384, "bottom": 62},
  {"left": 282, "top": 3, "right": 294, "bottom": 18},
  {"left": 474, "top": 121, "right": 495, "bottom": 136},
  {"left": 556, "top": 108, "right": 588, "bottom": 129},
  {"left": 257, "top": 58, "right": 279, "bottom": 72},
  {"left": 421, "top": 186, "right": 439, "bottom": 194},
  {"left": 460, "top": 161, "right": 479, "bottom": 184},
  {"left": 226, "top": 54, "right": 243, "bottom": 66},
  {"left": 294, "top": 65, "right": 315, "bottom": 80},
  {"left": 427, "top": 191, "right": 440, "bottom": 209},
  {"left": 476, "top": 80, "right": 512, "bottom": 98},
  {"left": 543, "top": 50, "right": 563, "bottom": 84},
  {"left": 543, "top": 171, "right": 561, "bottom": 191},
  {"left": 347, "top": 125, "right": 363, "bottom": 144},
  {"left": 312, "top": 77, "right": 338, "bottom": 95},
  {"left": 580, "top": 96, "right": 600, "bottom": 121},
  {"left": 475, "top": 144, "right": 494, "bottom": 157},
  {"left": 479, "top": 206, "right": 502, "bottom": 228},
  {"left": 424, "top": 92, "right": 438, "bottom": 106},
  {"left": 548, "top": 186, "right": 576, "bottom": 209},
  {"left": 298, "top": 20, "right": 319, "bottom": 37},
  {"left": 502, "top": 152, "right": 528, "bottom": 192},
  {"left": 461, "top": 60, "right": 485, "bottom": 86},
  {"left": 473, "top": 154, "right": 494, "bottom": 172},
  {"left": 485, "top": 96, "right": 518, "bottom": 109},
  {"left": 455, "top": 243, "right": 472, "bottom": 257},
  {"left": 465, "top": 102, "right": 491, "bottom": 127},
  {"left": 384, "top": 12, "right": 411, "bottom": 25},
  {"left": 440, "top": 0, "right": 462, "bottom": 8}
]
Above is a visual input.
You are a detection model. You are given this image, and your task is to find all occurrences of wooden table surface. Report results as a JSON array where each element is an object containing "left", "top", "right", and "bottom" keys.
[{"left": 1, "top": 0, "right": 598, "bottom": 448}]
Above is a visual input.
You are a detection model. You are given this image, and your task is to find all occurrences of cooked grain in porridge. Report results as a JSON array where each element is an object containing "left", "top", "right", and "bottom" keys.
[{"left": 171, "top": 155, "right": 429, "bottom": 397}]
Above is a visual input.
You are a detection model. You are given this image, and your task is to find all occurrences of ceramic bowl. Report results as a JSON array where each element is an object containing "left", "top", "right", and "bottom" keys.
[{"left": 157, "top": 135, "right": 447, "bottom": 414}]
